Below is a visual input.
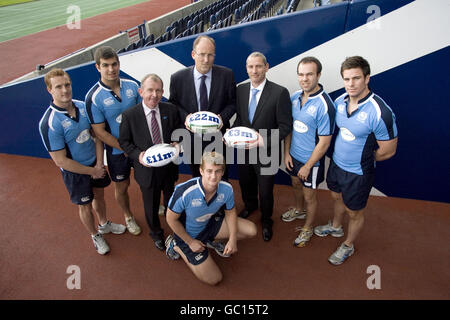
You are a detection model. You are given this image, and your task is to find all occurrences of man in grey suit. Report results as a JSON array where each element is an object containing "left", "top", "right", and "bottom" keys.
[
  {"left": 119, "top": 74, "right": 181, "bottom": 251},
  {"left": 169, "top": 35, "right": 236, "bottom": 178},
  {"left": 234, "top": 52, "right": 292, "bottom": 241}
]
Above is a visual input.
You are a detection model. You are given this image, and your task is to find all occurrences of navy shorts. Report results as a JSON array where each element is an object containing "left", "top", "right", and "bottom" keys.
[
  {"left": 174, "top": 211, "right": 225, "bottom": 266},
  {"left": 326, "top": 160, "right": 375, "bottom": 211},
  {"left": 286, "top": 155, "right": 324, "bottom": 189},
  {"left": 106, "top": 150, "right": 132, "bottom": 182},
  {"left": 61, "top": 162, "right": 111, "bottom": 205}
]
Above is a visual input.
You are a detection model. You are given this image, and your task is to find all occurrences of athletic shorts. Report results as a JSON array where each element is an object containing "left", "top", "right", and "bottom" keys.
[
  {"left": 61, "top": 162, "right": 111, "bottom": 205},
  {"left": 326, "top": 159, "right": 375, "bottom": 211},
  {"left": 173, "top": 211, "right": 225, "bottom": 266},
  {"left": 286, "top": 155, "right": 324, "bottom": 189},
  {"left": 106, "top": 150, "right": 132, "bottom": 182}
]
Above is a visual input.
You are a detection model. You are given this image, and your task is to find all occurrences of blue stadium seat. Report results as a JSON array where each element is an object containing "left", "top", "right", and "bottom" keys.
[
  {"left": 117, "top": 48, "right": 126, "bottom": 54},
  {"left": 209, "top": 14, "right": 216, "bottom": 25},
  {"left": 197, "top": 21, "right": 204, "bottom": 33},
  {"left": 126, "top": 43, "right": 135, "bottom": 51}
]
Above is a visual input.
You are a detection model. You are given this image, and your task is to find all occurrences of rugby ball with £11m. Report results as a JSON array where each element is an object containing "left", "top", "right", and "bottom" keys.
[
  {"left": 187, "top": 111, "right": 222, "bottom": 134},
  {"left": 142, "top": 143, "right": 179, "bottom": 167},
  {"left": 223, "top": 126, "right": 259, "bottom": 149}
]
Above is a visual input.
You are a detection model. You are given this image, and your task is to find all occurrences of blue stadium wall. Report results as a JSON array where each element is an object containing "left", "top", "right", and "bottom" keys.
[{"left": 1, "top": 0, "right": 449, "bottom": 204}]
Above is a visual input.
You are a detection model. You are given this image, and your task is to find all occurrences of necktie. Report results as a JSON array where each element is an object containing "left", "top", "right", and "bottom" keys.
[
  {"left": 248, "top": 88, "right": 259, "bottom": 123},
  {"left": 199, "top": 75, "right": 208, "bottom": 111},
  {"left": 150, "top": 110, "right": 162, "bottom": 144}
]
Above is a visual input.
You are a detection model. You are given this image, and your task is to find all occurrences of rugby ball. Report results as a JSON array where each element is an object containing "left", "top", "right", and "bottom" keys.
[
  {"left": 187, "top": 111, "right": 222, "bottom": 134},
  {"left": 224, "top": 126, "right": 259, "bottom": 149},
  {"left": 142, "top": 143, "right": 179, "bottom": 167}
]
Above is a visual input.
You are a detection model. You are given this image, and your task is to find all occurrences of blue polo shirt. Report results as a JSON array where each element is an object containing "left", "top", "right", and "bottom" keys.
[
  {"left": 290, "top": 84, "right": 335, "bottom": 166},
  {"left": 333, "top": 91, "right": 398, "bottom": 175},
  {"left": 168, "top": 177, "right": 235, "bottom": 238},
  {"left": 85, "top": 78, "right": 140, "bottom": 155},
  {"left": 39, "top": 100, "right": 96, "bottom": 166}
]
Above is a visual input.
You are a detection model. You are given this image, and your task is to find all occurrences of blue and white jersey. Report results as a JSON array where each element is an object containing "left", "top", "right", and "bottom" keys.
[
  {"left": 85, "top": 78, "right": 140, "bottom": 154},
  {"left": 168, "top": 177, "right": 235, "bottom": 239},
  {"left": 289, "top": 85, "right": 335, "bottom": 166},
  {"left": 39, "top": 100, "right": 96, "bottom": 166},
  {"left": 333, "top": 91, "right": 398, "bottom": 175}
]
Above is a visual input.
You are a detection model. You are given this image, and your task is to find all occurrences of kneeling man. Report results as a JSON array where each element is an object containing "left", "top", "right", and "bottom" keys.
[{"left": 165, "top": 152, "right": 257, "bottom": 285}]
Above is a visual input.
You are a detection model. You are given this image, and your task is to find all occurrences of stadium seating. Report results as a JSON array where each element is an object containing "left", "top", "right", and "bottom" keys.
[{"left": 117, "top": 0, "right": 291, "bottom": 51}]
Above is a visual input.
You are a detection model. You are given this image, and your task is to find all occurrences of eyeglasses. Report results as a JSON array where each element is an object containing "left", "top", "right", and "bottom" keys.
[{"left": 195, "top": 51, "right": 216, "bottom": 59}]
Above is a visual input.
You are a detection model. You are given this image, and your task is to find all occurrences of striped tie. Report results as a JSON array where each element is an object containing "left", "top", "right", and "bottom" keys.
[{"left": 151, "top": 110, "right": 162, "bottom": 144}]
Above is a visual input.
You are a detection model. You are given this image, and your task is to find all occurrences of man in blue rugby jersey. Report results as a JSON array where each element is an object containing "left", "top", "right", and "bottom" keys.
[
  {"left": 85, "top": 46, "right": 141, "bottom": 236},
  {"left": 283, "top": 57, "right": 336, "bottom": 248},
  {"left": 165, "top": 152, "right": 256, "bottom": 285},
  {"left": 314, "top": 56, "right": 398, "bottom": 265},
  {"left": 39, "top": 68, "right": 126, "bottom": 255}
]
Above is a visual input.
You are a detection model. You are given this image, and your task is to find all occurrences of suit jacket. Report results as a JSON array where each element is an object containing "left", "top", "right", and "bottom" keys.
[
  {"left": 234, "top": 79, "right": 292, "bottom": 165},
  {"left": 119, "top": 102, "right": 181, "bottom": 188},
  {"left": 169, "top": 65, "right": 236, "bottom": 131}
]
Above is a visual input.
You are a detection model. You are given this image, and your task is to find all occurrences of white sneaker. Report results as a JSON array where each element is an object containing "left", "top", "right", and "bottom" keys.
[
  {"left": 125, "top": 217, "right": 141, "bottom": 235},
  {"left": 328, "top": 243, "right": 354, "bottom": 265},
  {"left": 92, "top": 233, "right": 110, "bottom": 255},
  {"left": 281, "top": 207, "right": 306, "bottom": 222},
  {"left": 98, "top": 220, "right": 126, "bottom": 235}
]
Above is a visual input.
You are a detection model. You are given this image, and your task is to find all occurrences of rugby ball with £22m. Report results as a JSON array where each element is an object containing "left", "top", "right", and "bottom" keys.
[
  {"left": 224, "top": 126, "right": 259, "bottom": 149},
  {"left": 188, "top": 111, "right": 221, "bottom": 134},
  {"left": 143, "top": 143, "right": 179, "bottom": 167}
]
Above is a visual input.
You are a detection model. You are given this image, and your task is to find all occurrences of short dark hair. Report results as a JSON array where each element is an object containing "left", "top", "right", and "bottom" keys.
[
  {"left": 94, "top": 46, "right": 119, "bottom": 65},
  {"left": 340, "top": 56, "right": 371, "bottom": 77},
  {"left": 297, "top": 56, "right": 322, "bottom": 74}
]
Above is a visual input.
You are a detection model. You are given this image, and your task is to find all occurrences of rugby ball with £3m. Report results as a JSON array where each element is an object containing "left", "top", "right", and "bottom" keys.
[
  {"left": 224, "top": 126, "right": 259, "bottom": 149},
  {"left": 187, "top": 111, "right": 222, "bottom": 134},
  {"left": 143, "top": 143, "right": 178, "bottom": 167}
]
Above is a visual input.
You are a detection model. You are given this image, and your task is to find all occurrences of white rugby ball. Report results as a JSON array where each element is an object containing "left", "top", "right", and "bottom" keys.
[
  {"left": 187, "top": 111, "right": 222, "bottom": 134},
  {"left": 143, "top": 143, "right": 179, "bottom": 167},
  {"left": 224, "top": 126, "right": 259, "bottom": 149}
]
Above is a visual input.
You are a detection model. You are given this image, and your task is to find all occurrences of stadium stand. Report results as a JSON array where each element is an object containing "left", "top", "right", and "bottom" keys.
[{"left": 20, "top": 0, "right": 310, "bottom": 81}]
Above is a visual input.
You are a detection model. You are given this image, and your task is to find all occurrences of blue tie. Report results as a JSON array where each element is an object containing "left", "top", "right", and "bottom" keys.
[{"left": 248, "top": 88, "right": 259, "bottom": 123}]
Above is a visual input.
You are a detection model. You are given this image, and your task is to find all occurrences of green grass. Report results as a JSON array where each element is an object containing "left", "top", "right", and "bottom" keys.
[
  {"left": 0, "top": 0, "right": 34, "bottom": 7},
  {"left": 0, "top": 0, "right": 150, "bottom": 42}
]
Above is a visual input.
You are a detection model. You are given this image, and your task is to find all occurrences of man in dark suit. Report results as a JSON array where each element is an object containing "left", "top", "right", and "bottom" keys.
[
  {"left": 234, "top": 52, "right": 292, "bottom": 241},
  {"left": 169, "top": 35, "right": 236, "bottom": 178},
  {"left": 119, "top": 74, "right": 181, "bottom": 251}
]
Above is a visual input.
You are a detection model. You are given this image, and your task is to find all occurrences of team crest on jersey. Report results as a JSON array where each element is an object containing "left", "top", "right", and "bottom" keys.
[
  {"left": 294, "top": 120, "right": 308, "bottom": 133},
  {"left": 338, "top": 104, "right": 346, "bottom": 114},
  {"left": 61, "top": 119, "right": 72, "bottom": 129},
  {"left": 192, "top": 198, "right": 203, "bottom": 207},
  {"left": 103, "top": 97, "right": 114, "bottom": 106},
  {"left": 125, "top": 89, "right": 135, "bottom": 98},
  {"left": 76, "top": 129, "right": 91, "bottom": 144},
  {"left": 216, "top": 193, "right": 225, "bottom": 202},
  {"left": 306, "top": 105, "right": 317, "bottom": 116},
  {"left": 115, "top": 114, "right": 122, "bottom": 123},
  {"left": 357, "top": 111, "right": 368, "bottom": 123}
]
